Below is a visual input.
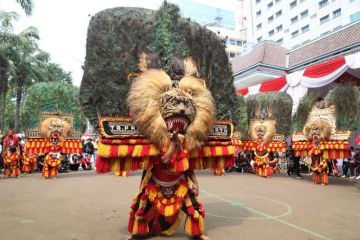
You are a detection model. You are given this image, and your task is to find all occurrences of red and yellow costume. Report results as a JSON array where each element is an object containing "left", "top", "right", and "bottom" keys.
[
  {"left": 292, "top": 103, "right": 351, "bottom": 185},
  {"left": 3, "top": 151, "right": 20, "bottom": 177},
  {"left": 96, "top": 118, "right": 234, "bottom": 238},
  {"left": 253, "top": 147, "right": 269, "bottom": 177},
  {"left": 240, "top": 139, "right": 285, "bottom": 177},
  {"left": 93, "top": 53, "right": 237, "bottom": 239},
  {"left": 309, "top": 142, "right": 328, "bottom": 184},
  {"left": 128, "top": 152, "right": 205, "bottom": 237},
  {"left": 268, "top": 157, "right": 280, "bottom": 175},
  {"left": 42, "top": 153, "right": 61, "bottom": 178},
  {"left": 22, "top": 154, "right": 36, "bottom": 173},
  {"left": 24, "top": 112, "right": 83, "bottom": 179}
]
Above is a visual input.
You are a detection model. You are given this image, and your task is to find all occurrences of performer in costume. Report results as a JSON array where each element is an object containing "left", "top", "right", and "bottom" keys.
[
  {"left": 125, "top": 56, "right": 213, "bottom": 240},
  {"left": 239, "top": 93, "right": 291, "bottom": 178},
  {"left": 91, "top": 54, "right": 239, "bottom": 239},
  {"left": 42, "top": 152, "right": 61, "bottom": 179},
  {"left": 268, "top": 153, "right": 280, "bottom": 175},
  {"left": 2, "top": 129, "right": 20, "bottom": 157},
  {"left": 292, "top": 97, "right": 351, "bottom": 186},
  {"left": 253, "top": 135, "right": 270, "bottom": 177},
  {"left": 22, "top": 153, "right": 36, "bottom": 174},
  {"left": 25, "top": 112, "right": 83, "bottom": 178},
  {"left": 3, "top": 147, "right": 20, "bottom": 177}
]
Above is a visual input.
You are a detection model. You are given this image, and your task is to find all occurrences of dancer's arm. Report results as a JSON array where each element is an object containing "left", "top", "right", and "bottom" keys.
[{"left": 185, "top": 170, "right": 199, "bottom": 196}]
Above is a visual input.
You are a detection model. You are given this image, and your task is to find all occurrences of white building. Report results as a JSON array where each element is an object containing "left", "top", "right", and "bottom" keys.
[
  {"left": 171, "top": 0, "right": 248, "bottom": 59},
  {"left": 207, "top": 26, "right": 247, "bottom": 59},
  {"left": 247, "top": 0, "right": 360, "bottom": 49}
]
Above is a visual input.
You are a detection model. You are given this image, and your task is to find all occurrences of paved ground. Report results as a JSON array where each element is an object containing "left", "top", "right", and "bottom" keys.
[{"left": 0, "top": 170, "right": 359, "bottom": 240}]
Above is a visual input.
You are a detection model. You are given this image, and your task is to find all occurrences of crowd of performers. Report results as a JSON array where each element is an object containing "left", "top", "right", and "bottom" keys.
[
  {"left": 228, "top": 146, "right": 360, "bottom": 182},
  {"left": 0, "top": 129, "right": 97, "bottom": 179},
  {"left": 1, "top": 128, "right": 359, "bottom": 183}
]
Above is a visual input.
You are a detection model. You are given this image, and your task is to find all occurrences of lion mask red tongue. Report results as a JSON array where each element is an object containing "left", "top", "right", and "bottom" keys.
[{"left": 172, "top": 121, "right": 184, "bottom": 132}]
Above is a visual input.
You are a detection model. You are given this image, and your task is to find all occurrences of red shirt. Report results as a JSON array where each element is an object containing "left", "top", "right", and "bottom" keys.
[{"left": 4, "top": 136, "right": 19, "bottom": 148}]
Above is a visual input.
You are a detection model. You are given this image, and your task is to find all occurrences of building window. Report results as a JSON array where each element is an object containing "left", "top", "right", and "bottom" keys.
[
  {"left": 230, "top": 39, "right": 236, "bottom": 45},
  {"left": 301, "top": 10, "right": 309, "bottom": 18},
  {"left": 320, "top": 15, "right": 330, "bottom": 24},
  {"left": 276, "top": 38, "right": 283, "bottom": 44},
  {"left": 256, "top": 0, "right": 261, "bottom": 4},
  {"left": 276, "top": 10, "right": 282, "bottom": 18},
  {"left": 230, "top": 52, "right": 236, "bottom": 58},
  {"left": 319, "top": 0, "right": 328, "bottom": 8},
  {"left": 350, "top": 11, "right": 360, "bottom": 22},
  {"left": 301, "top": 24, "right": 309, "bottom": 33},
  {"left": 291, "top": 16, "right": 298, "bottom": 24},
  {"left": 268, "top": 15, "right": 274, "bottom": 23},
  {"left": 257, "top": 36, "right": 262, "bottom": 42},
  {"left": 268, "top": 1, "right": 274, "bottom": 8},
  {"left": 290, "top": 0, "right": 297, "bottom": 9},
  {"left": 276, "top": 24, "right": 283, "bottom": 32},
  {"left": 333, "top": 9, "right": 341, "bottom": 18},
  {"left": 256, "top": 10, "right": 261, "bottom": 17},
  {"left": 236, "top": 40, "right": 243, "bottom": 46},
  {"left": 268, "top": 29, "right": 275, "bottom": 37},
  {"left": 291, "top": 30, "right": 299, "bottom": 38},
  {"left": 320, "top": 31, "right": 330, "bottom": 36},
  {"left": 256, "top": 23, "right": 262, "bottom": 30}
]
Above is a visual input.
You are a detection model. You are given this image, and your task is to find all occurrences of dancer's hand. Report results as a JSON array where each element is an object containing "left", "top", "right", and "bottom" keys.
[{"left": 192, "top": 182, "right": 199, "bottom": 196}]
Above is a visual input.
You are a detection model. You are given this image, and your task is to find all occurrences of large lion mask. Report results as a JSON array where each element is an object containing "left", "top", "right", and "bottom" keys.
[
  {"left": 304, "top": 119, "right": 332, "bottom": 141},
  {"left": 127, "top": 54, "right": 215, "bottom": 152},
  {"left": 40, "top": 117, "right": 71, "bottom": 146}
]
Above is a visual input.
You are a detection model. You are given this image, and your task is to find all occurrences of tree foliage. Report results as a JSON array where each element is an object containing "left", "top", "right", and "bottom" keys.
[
  {"left": 22, "top": 82, "right": 86, "bottom": 132},
  {"left": 236, "top": 95, "right": 248, "bottom": 132},
  {"left": 292, "top": 91, "right": 318, "bottom": 132},
  {"left": 0, "top": 10, "right": 73, "bottom": 132},
  {"left": 15, "top": 0, "right": 33, "bottom": 16},
  {"left": 326, "top": 84, "right": 359, "bottom": 131},
  {"left": 146, "top": 2, "right": 189, "bottom": 70},
  {"left": 80, "top": 3, "right": 240, "bottom": 128}
]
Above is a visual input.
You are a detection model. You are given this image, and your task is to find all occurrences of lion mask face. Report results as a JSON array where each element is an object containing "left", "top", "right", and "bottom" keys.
[
  {"left": 249, "top": 119, "right": 276, "bottom": 141},
  {"left": 161, "top": 88, "right": 196, "bottom": 134},
  {"left": 40, "top": 117, "right": 71, "bottom": 146},
  {"left": 127, "top": 56, "right": 215, "bottom": 151},
  {"left": 304, "top": 119, "right": 331, "bottom": 141}
]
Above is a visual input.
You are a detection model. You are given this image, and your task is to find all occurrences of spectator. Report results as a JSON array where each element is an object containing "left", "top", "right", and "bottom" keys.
[
  {"left": 287, "top": 155, "right": 303, "bottom": 179},
  {"left": 82, "top": 138, "right": 95, "bottom": 156},
  {"left": 342, "top": 147, "right": 356, "bottom": 178}
]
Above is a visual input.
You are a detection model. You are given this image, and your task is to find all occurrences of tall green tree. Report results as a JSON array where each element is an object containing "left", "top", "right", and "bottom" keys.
[
  {"left": 0, "top": 11, "right": 20, "bottom": 131},
  {"left": 22, "top": 82, "right": 86, "bottom": 132},
  {"left": 15, "top": 0, "right": 33, "bottom": 16},
  {"left": 12, "top": 44, "right": 49, "bottom": 130},
  {"left": 46, "top": 62, "right": 72, "bottom": 84}
]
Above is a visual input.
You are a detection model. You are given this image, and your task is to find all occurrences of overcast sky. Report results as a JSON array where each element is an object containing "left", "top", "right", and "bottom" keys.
[{"left": 0, "top": 0, "right": 238, "bottom": 86}]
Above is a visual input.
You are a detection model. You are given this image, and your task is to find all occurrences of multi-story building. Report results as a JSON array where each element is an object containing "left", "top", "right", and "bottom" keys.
[
  {"left": 247, "top": 0, "right": 360, "bottom": 49},
  {"left": 207, "top": 26, "right": 247, "bottom": 58},
  {"left": 171, "top": 0, "right": 247, "bottom": 59},
  {"left": 175, "top": 0, "right": 236, "bottom": 29}
]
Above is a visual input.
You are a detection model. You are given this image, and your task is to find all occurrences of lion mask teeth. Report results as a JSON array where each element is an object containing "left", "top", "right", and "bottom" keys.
[{"left": 165, "top": 116, "right": 190, "bottom": 133}]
